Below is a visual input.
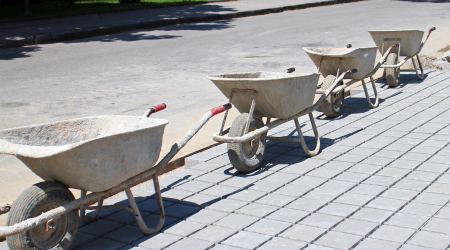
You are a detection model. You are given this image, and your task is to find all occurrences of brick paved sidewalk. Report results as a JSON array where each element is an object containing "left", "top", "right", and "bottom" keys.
[{"left": 2, "top": 70, "right": 450, "bottom": 250}]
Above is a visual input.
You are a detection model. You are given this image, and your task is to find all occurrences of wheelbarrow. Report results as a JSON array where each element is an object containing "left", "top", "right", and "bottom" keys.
[
  {"left": 0, "top": 103, "right": 231, "bottom": 250},
  {"left": 368, "top": 27, "right": 436, "bottom": 87},
  {"left": 208, "top": 68, "right": 357, "bottom": 173},
  {"left": 303, "top": 44, "right": 397, "bottom": 118}
]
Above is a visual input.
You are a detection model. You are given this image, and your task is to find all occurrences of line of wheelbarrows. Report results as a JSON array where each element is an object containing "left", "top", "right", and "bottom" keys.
[{"left": 0, "top": 28, "right": 436, "bottom": 249}]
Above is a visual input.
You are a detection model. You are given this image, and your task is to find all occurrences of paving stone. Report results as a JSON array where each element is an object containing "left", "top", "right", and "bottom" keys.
[
  {"left": 137, "top": 198, "right": 174, "bottom": 213},
  {"left": 186, "top": 208, "right": 228, "bottom": 224},
  {"left": 227, "top": 189, "right": 267, "bottom": 202},
  {"left": 222, "top": 231, "right": 271, "bottom": 249},
  {"left": 236, "top": 169, "right": 274, "bottom": 180},
  {"left": 200, "top": 185, "right": 240, "bottom": 198},
  {"left": 164, "top": 237, "right": 214, "bottom": 250},
  {"left": 399, "top": 244, "right": 438, "bottom": 250},
  {"left": 262, "top": 172, "right": 300, "bottom": 183},
  {"left": 413, "top": 192, "right": 450, "bottom": 206},
  {"left": 209, "top": 245, "right": 244, "bottom": 250},
  {"left": 214, "top": 213, "right": 259, "bottom": 230},
  {"left": 369, "top": 225, "right": 415, "bottom": 243},
  {"left": 366, "top": 197, "right": 407, "bottom": 211},
  {"left": 278, "top": 163, "right": 316, "bottom": 175},
  {"left": 163, "top": 220, "right": 206, "bottom": 236},
  {"left": 182, "top": 193, "right": 220, "bottom": 207},
  {"left": 435, "top": 173, "right": 450, "bottom": 183},
  {"left": 417, "top": 162, "right": 449, "bottom": 173},
  {"left": 190, "top": 161, "right": 227, "bottom": 172},
  {"left": 436, "top": 207, "right": 450, "bottom": 219},
  {"left": 254, "top": 193, "right": 296, "bottom": 207},
  {"left": 105, "top": 209, "right": 150, "bottom": 225},
  {"left": 190, "top": 225, "right": 237, "bottom": 243},
  {"left": 213, "top": 165, "right": 239, "bottom": 175},
  {"left": 334, "top": 171, "right": 370, "bottom": 183},
  {"left": 245, "top": 218, "right": 291, "bottom": 236},
  {"left": 219, "top": 176, "right": 258, "bottom": 188},
  {"left": 317, "top": 203, "right": 359, "bottom": 217},
  {"left": 376, "top": 167, "right": 411, "bottom": 178},
  {"left": 279, "top": 224, "right": 327, "bottom": 242},
  {"left": 333, "top": 154, "right": 368, "bottom": 163},
  {"left": 392, "top": 179, "right": 429, "bottom": 192},
  {"left": 352, "top": 238, "right": 402, "bottom": 250},
  {"left": 314, "top": 231, "right": 362, "bottom": 250},
  {"left": 319, "top": 180, "right": 356, "bottom": 193},
  {"left": 290, "top": 176, "right": 328, "bottom": 188},
  {"left": 174, "top": 180, "right": 214, "bottom": 193},
  {"left": 385, "top": 213, "right": 429, "bottom": 230},
  {"left": 105, "top": 225, "right": 147, "bottom": 244},
  {"left": 303, "top": 244, "right": 341, "bottom": 250},
  {"left": 408, "top": 231, "right": 450, "bottom": 249},
  {"left": 334, "top": 192, "right": 374, "bottom": 206},
  {"left": 303, "top": 188, "right": 342, "bottom": 202},
  {"left": 164, "top": 203, "right": 201, "bottom": 219},
  {"left": 159, "top": 176, "right": 190, "bottom": 189},
  {"left": 70, "top": 232, "right": 98, "bottom": 249},
  {"left": 300, "top": 213, "right": 343, "bottom": 229},
  {"left": 388, "top": 159, "right": 421, "bottom": 170},
  {"left": 410, "top": 145, "right": 441, "bottom": 155},
  {"left": 235, "top": 203, "right": 278, "bottom": 217},
  {"left": 257, "top": 237, "right": 308, "bottom": 250},
  {"left": 321, "top": 161, "right": 355, "bottom": 171},
  {"left": 74, "top": 238, "right": 126, "bottom": 250},
  {"left": 286, "top": 198, "right": 327, "bottom": 212},
  {"left": 130, "top": 212, "right": 176, "bottom": 228},
  {"left": 78, "top": 219, "right": 125, "bottom": 236},
  {"left": 363, "top": 175, "right": 398, "bottom": 187},
  {"left": 422, "top": 217, "right": 450, "bottom": 235},
  {"left": 346, "top": 147, "right": 379, "bottom": 156},
  {"left": 350, "top": 184, "right": 386, "bottom": 196},
  {"left": 406, "top": 171, "right": 440, "bottom": 182},
  {"left": 162, "top": 189, "right": 194, "bottom": 201},
  {"left": 426, "top": 183, "right": 450, "bottom": 195},
  {"left": 350, "top": 208, "right": 393, "bottom": 223},
  {"left": 384, "top": 143, "right": 416, "bottom": 152},
  {"left": 399, "top": 202, "right": 441, "bottom": 217},
  {"left": 206, "top": 198, "right": 248, "bottom": 213},
  {"left": 266, "top": 207, "right": 310, "bottom": 223},
  {"left": 247, "top": 179, "right": 285, "bottom": 192},
  {"left": 381, "top": 188, "right": 418, "bottom": 201},
  {"left": 273, "top": 184, "right": 312, "bottom": 197},
  {"left": 169, "top": 169, "right": 208, "bottom": 180},
  {"left": 399, "top": 152, "right": 431, "bottom": 162},
  {"left": 332, "top": 218, "right": 378, "bottom": 236},
  {"left": 306, "top": 168, "right": 343, "bottom": 179},
  {"left": 134, "top": 233, "right": 182, "bottom": 249}
]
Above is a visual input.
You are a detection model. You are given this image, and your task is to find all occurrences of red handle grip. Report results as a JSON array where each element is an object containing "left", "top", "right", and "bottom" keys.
[
  {"left": 211, "top": 103, "right": 232, "bottom": 116},
  {"left": 146, "top": 103, "right": 166, "bottom": 117}
]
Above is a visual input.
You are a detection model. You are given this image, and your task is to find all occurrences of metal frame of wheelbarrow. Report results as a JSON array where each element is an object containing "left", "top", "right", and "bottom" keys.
[
  {"left": 380, "top": 27, "right": 436, "bottom": 82},
  {"left": 213, "top": 69, "right": 358, "bottom": 157},
  {"left": 314, "top": 44, "right": 398, "bottom": 109},
  {"left": 0, "top": 103, "right": 232, "bottom": 239}
]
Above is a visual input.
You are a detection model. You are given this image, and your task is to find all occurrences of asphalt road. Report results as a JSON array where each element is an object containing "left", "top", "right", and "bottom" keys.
[{"left": 0, "top": 0, "right": 449, "bottom": 225}]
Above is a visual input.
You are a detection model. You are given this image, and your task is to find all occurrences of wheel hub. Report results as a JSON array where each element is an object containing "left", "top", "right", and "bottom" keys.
[{"left": 30, "top": 202, "right": 68, "bottom": 249}]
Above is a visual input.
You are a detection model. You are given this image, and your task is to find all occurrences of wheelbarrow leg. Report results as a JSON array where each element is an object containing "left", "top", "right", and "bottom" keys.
[
  {"left": 126, "top": 176, "right": 165, "bottom": 234},
  {"left": 294, "top": 113, "right": 320, "bottom": 157},
  {"left": 361, "top": 76, "right": 379, "bottom": 108},
  {"left": 80, "top": 191, "right": 104, "bottom": 223},
  {"left": 412, "top": 54, "right": 425, "bottom": 80}
]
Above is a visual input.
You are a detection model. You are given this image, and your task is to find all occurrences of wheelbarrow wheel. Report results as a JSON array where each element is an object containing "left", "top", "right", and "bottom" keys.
[
  {"left": 321, "top": 75, "right": 344, "bottom": 118},
  {"left": 386, "top": 53, "right": 400, "bottom": 87},
  {"left": 228, "top": 113, "right": 266, "bottom": 173},
  {"left": 6, "top": 181, "right": 79, "bottom": 250}
]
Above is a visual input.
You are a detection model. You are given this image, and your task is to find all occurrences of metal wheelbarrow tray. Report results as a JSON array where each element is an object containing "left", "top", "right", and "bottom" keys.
[
  {"left": 303, "top": 45, "right": 397, "bottom": 118},
  {"left": 368, "top": 27, "right": 436, "bottom": 87},
  {"left": 209, "top": 69, "right": 357, "bottom": 173},
  {"left": 0, "top": 115, "right": 168, "bottom": 192},
  {"left": 0, "top": 103, "right": 232, "bottom": 250}
]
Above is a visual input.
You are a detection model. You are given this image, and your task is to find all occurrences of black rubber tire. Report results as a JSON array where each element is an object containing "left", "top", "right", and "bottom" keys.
[
  {"left": 227, "top": 113, "right": 266, "bottom": 173},
  {"left": 6, "top": 181, "right": 79, "bottom": 250},
  {"left": 386, "top": 53, "right": 400, "bottom": 87},
  {"left": 321, "top": 75, "right": 344, "bottom": 118}
]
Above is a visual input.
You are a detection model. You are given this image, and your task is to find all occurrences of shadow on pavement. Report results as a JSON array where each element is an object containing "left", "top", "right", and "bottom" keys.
[{"left": 0, "top": 46, "right": 41, "bottom": 60}]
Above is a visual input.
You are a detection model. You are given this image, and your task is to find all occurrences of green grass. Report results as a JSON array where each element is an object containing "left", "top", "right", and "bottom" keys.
[{"left": 0, "top": 0, "right": 208, "bottom": 21}]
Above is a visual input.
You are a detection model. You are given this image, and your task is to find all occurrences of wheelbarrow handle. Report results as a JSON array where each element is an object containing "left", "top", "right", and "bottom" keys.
[
  {"left": 424, "top": 27, "right": 436, "bottom": 43},
  {"left": 285, "top": 67, "right": 296, "bottom": 73},
  {"left": 211, "top": 103, "right": 232, "bottom": 116},
  {"left": 145, "top": 103, "right": 166, "bottom": 117},
  {"left": 346, "top": 68, "right": 358, "bottom": 77}
]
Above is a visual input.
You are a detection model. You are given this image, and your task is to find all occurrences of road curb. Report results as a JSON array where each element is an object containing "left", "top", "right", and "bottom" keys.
[{"left": 0, "top": 0, "right": 365, "bottom": 49}]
